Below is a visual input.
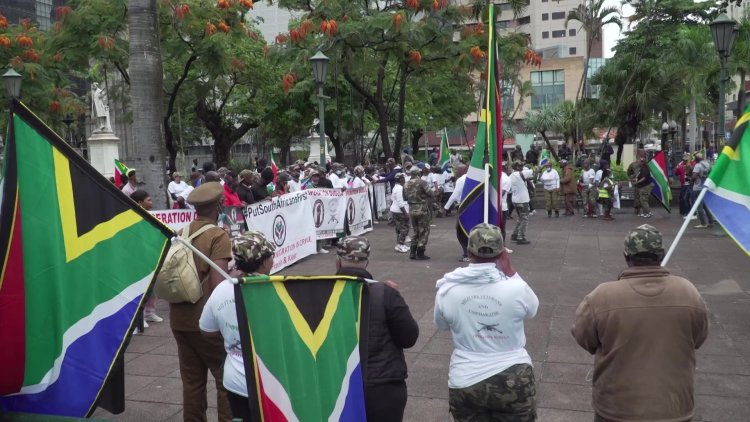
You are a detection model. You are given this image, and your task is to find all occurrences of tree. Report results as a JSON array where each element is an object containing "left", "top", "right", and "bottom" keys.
[
  {"left": 523, "top": 104, "right": 563, "bottom": 162},
  {"left": 128, "top": 0, "right": 167, "bottom": 206},
  {"left": 565, "top": 0, "right": 622, "bottom": 102}
]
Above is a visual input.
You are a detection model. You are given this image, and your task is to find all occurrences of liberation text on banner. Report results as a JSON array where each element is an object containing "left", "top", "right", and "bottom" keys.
[
  {"left": 346, "top": 187, "right": 374, "bottom": 236},
  {"left": 244, "top": 191, "right": 317, "bottom": 273},
  {"left": 150, "top": 209, "right": 198, "bottom": 231}
]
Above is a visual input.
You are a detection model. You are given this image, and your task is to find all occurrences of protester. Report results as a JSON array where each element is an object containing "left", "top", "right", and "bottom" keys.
[
  {"left": 236, "top": 169, "right": 255, "bottom": 206},
  {"left": 251, "top": 168, "right": 274, "bottom": 201},
  {"left": 390, "top": 173, "right": 410, "bottom": 253},
  {"left": 222, "top": 171, "right": 242, "bottom": 207},
  {"left": 626, "top": 153, "right": 643, "bottom": 215},
  {"left": 560, "top": 159, "right": 576, "bottom": 216},
  {"left": 121, "top": 168, "right": 138, "bottom": 196},
  {"left": 538, "top": 161, "right": 560, "bottom": 218},
  {"left": 525, "top": 145, "right": 539, "bottom": 166},
  {"left": 449, "top": 149, "right": 462, "bottom": 166},
  {"left": 691, "top": 153, "right": 714, "bottom": 228},
  {"left": 435, "top": 224, "right": 538, "bottom": 421},
  {"left": 597, "top": 168, "right": 615, "bottom": 221},
  {"left": 580, "top": 160, "right": 598, "bottom": 218},
  {"left": 351, "top": 165, "right": 368, "bottom": 188},
  {"left": 168, "top": 172, "right": 190, "bottom": 207},
  {"left": 273, "top": 171, "right": 291, "bottom": 197},
  {"left": 172, "top": 182, "right": 232, "bottom": 421},
  {"left": 335, "top": 236, "right": 419, "bottom": 421},
  {"left": 572, "top": 224, "right": 708, "bottom": 422},
  {"left": 129, "top": 190, "right": 161, "bottom": 334},
  {"left": 509, "top": 161, "right": 531, "bottom": 245},
  {"left": 675, "top": 153, "right": 693, "bottom": 217},
  {"left": 510, "top": 145, "right": 524, "bottom": 162},
  {"left": 405, "top": 166, "right": 434, "bottom": 260},
  {"left": 635, "top": 155, "right": 653, "bottom": 218},
  {"left": 443, "top": 164, "right": 469, "bottom": 261},
  {"left": 375, "top": 158, "right": 402, "bottom": 188},
  {"left": 200, "top": 231, "right": 275, "bottom": 421}
]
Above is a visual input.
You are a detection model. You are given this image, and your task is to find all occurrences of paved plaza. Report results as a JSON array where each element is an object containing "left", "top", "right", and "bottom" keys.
[{"left": 94, "top": 207, "right": 750, "bottom": 421}]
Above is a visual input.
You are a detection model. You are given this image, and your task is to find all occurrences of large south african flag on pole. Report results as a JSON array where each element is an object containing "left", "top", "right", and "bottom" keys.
[
  {"left": 0, "top": 100, "right": 172, "bottom": 416},
  {"left": 235, "top": 275, "right": 367, "bottom": 421},
  {"left": 458, "top": 3, "right": 502, "bottom": 233},
  {"left": 704, "top": 103, "right": 750, "bottom": 255},
  {"left": 648, "top": 150, "right": 671, "bottom": 212}
]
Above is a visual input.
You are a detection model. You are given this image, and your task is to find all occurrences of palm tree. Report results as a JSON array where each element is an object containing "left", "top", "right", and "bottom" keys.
[
  {"left": 729, "top": 12, "right": 750, "bottom": 115},
  {"left": 523, "top": 105, "right": 563, "bottom": 162},
  {"left": 565, "top": 0, "right": 622, "bottom": 102},
  {"left": 128, "top": 0, "right": 167, "bottom": 207}
]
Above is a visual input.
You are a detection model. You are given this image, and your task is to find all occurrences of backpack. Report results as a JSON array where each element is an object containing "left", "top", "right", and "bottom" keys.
[{"left": 154, "top": 223, "right": 217, "bottom": 304}]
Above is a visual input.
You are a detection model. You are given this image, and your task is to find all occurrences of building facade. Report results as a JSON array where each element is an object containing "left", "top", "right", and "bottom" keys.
[{"left": 0, "top": 0, "right": 66, "bottom": 30}]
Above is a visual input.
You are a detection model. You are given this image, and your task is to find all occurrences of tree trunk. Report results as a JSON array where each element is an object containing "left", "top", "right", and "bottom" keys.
[
  {"left": 393, "top": 64, "right": 409, "bottom": 160},
  {"left": 688, "top": 97, "right": 698, "bottom": 152},
  {"left": 325, "top": 124, "right": 344, "bottom": 163},
  {"left": 411, "top": 129, "right": 423, "bottom": 161},
  {"left": 194, "top": 101, "right": 254, "bottom": 168},
  {"left": 128, "top": 0, "right": 167, "bottom": 207},
  {"left": 538, "top": 130, "right": 560, "bottom": 162}
]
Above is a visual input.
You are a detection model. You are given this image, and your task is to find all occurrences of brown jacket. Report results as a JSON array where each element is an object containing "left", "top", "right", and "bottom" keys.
[
  {"left": 572, "top": 266, "right": 708, "bottom": 422},
  {"left": 561, "top": 165, "right": 577, "bottom": 194}
]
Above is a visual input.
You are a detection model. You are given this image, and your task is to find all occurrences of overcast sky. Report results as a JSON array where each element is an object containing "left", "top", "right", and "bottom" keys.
[{"left": 602, "top": 0, "right": 635, "bottom": 58}]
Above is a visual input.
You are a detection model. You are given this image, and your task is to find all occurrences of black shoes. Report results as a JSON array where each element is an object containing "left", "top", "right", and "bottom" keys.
[{"left": 516, "top": 239, "right": 530, "bottom": 245}]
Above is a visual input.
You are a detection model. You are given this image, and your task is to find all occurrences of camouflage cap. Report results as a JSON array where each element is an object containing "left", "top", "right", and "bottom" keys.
[
  {"left": 408, "top": 166, "right": 421, "bottom": 175},
  {"left": 511, "top": 160, "right": 524, "bottom": 168},
  {"left": 337, "top": 236, "right": 371, "bottom": 261},
  {"left": 467, "top": 223, "right": 504, "bottom": 258},
  {"left": 232, "top": 231, "right": 276, "bottom": 262},
  {"left": 623, "top": 224, "right": 663, "bottom": 256}
]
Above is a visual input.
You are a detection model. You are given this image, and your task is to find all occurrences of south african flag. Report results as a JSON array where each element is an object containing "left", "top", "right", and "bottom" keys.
[
  {"left": 235, "top": 275, "right": 367, "bottom": 421},
  {"left": 0, "top": 100, "right": 172, "bottom": 416}
]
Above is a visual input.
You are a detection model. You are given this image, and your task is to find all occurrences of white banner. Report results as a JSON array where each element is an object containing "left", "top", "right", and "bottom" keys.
[
  {"left": 305, "top": 188, "right": 346, "bottom": 239},
  {"left": 346, "top": 187, "right": 373, "bottom": 236},
  {"left": 150, "top": 209, "right": 198, "bottom": 231},
  {"left": 244, "top": 191, "right": 317, "bottom": 274}
]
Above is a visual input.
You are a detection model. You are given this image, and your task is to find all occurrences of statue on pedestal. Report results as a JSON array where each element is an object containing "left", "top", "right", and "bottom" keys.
[{"left": 91, "top": 82, "right": 111, "bottom": 133}]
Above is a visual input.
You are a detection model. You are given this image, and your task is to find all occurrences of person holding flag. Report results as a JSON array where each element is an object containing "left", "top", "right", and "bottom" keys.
[
  {"left": 437, "top": 128, "right": 451, "bottom": 171},
  {"left": 114, "top": 158, "right": 129, "bottom": 188}
]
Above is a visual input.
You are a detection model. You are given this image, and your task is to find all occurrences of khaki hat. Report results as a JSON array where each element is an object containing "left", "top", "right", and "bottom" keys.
[
  {"left": 623, "top": 224, "right": 663, "bottom": 256},
  {"left": 408, "top": 167, "right": 421, "bottom": 175},
  {"left": 232, "top": 231, "right": 275, "bottom": 262},
  {"left": 172, "top": 171, "right": 182, "bottom": 178},
  {"left": 187, "top": 182, "right": 223, "bottom": 206},
  {"left": 337, "top": 236, "right": 371, "bottom": 261},
  {"left": 468, "top": 223, "right": 504, "bottom": 258}
]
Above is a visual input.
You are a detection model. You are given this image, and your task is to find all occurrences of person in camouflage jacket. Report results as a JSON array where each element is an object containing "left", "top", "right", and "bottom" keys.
[{"left": 404, "top": 167, "right": 434, "bottom": 260}]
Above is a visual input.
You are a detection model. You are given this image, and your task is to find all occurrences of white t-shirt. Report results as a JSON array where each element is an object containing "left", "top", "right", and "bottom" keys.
[
  {"left": 288, "top": 180, "right": 301, "bottom": 192},
  {"left": 443, "top": 171, "right": 455, "bottom": 193},
  {"left": 434, "top": 263, "right": 538, "bottom": 388},
  {"left": 121, "top": 181, "right": 137, "bottom": 197},
  {"left": 168, "top": 180, "right": 190, "bottom": 196},
  {"left": 329, "top": 173, "right": 348, "bottom": 189},
  {"left": 199, "top": 280, "right": 246, "bottom": 396},
  {"left": 539, "top": 169, "right": 560, "bottom": 191},
  {"left": 444, "top": 174, "right": 467, "bottom": 210},
  {"left": 581, "top": 169, "right": 596, "bottom": 187},
  {"left": 501, "top": 173, "right": 510, "bottom": 211},
  {"left": 594, "top": 169, "right": 604, "bottom": 184},
  {"left": 390, "top": 184, "right": 409, "bottom": 214},
  {"left": 351, "top": 176, "right": 367, "bottom": 189},
  {"left": 509, "top": 171, "right": 530, "bottom": 204}
]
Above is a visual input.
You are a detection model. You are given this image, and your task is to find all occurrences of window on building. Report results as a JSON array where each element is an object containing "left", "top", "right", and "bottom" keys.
[
  {"left": 552, "top": 30, "right": 566, "bottom": 38},
  {"left": 499, "top": 3, "right": 513, "bottom": 11},
  {"left": 497, "top": 20, "right": 512, "bottom": 29},
  {"left": 569, "top": 28, "right": 576, "bottom": 36},
  {"left": 542, "top": 13, "right": 549, "bottom": 21},
  {"left": 569, "top": 47, "right": 577, "bottom": 56},
  {"left": 518, "top": 16, "right": 531, "bottom": 25},
  {"left": 501, "top": 79, "right": 514, "bottom": 112},
  {"left": 551, "top": 12, "right": 566, "bottom": 19},
  {"left": 531, "top": 70, "right": 565, "bottom": 109},
  {"left": 542, "top": 31, "right": 549, "bottom": 39}
]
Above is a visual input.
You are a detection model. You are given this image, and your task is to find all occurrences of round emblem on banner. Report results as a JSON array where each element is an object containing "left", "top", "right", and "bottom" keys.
[
  {"left": 272, "top": 215, "right": 286, "bottom": 247},
  {"left": 313, "top": 199, "right": 325, "bottom": 228},
  {"left": 347, "top": 198, "right": 355, "bottom": 224}
]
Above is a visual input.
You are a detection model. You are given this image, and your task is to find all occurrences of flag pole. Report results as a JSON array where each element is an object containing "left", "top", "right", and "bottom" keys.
[
  {"left": 661, "top": 186, "right": 707, "bottom": 266},
  {"left": 484, "top": 163, "right": 490, "bottom": 224},
  {"left": 172, "top": 236, "right": 236, "bottom": 282}
]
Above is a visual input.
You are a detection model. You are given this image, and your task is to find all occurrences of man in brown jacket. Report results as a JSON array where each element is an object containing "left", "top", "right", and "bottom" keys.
[
  {"left": 560, "top": 160, "right": 577, "bottom": 216},
  {"left": 172, "top": 182, "right": 233, "bottom": 421},
  {"left": 572, "top": 224, "right": 708, "bottom": 422}
]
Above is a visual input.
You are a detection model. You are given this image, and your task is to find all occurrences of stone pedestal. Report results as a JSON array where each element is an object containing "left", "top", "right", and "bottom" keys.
[
  {"left": 306, "top": 132, "right": 332, "bottom": 164},
  {"left": 87, "top": 130, "right": 121, "bottom": 179}
]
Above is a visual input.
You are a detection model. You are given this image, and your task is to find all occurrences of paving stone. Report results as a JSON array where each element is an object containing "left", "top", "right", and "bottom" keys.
[
  {"left": 126, "top": 376, "right": 184, "bottom": 404},
  {"left": 406, "top": 353, "right": 451, "bottom": 400},
  {"left": 696, "top": 354, "right": 750, "bottom": 375},
  {"left": 694, "top": 394, "right": 749, "bottom": 422},
  {"left": 403, "top": 396, "right": 451, "bottom": 422},
  {"left": 537, "top": 407, "right": 595, "bottom": 422},
  {"left": 545, "top": 341, "right": 594, "bottom": 365},
  {"left": 695, "top": 372, "right": 750, "bottom": 398},
  {"left": 421, "top": 336, "right": 454, "bottom": 355},
  {"left": 93, "top": 400, "right": 182, "bottom": 421},
  {"left": 537, "top": 381, "right": 593, "bottom": 412},
  {"left": 542, "top": 362, "right": 594, "bottom": 386},
  {"left": 124, "top": 335, "right": 171, "bottom": 354},
  {"left": 124, "top": 374, "right": 159, "bottom": 398},
  {"left": 125, "top": 354, "right": 180, "bottom": 378}
]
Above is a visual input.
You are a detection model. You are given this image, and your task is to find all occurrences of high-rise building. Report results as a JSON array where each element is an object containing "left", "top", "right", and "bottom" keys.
[{"left": 1, "top": 0, "right": 66, "bottom": 31}]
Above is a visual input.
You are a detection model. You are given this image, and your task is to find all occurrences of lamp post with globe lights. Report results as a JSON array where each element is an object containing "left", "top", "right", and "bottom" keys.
[
  {"left": 310, "top": 51, "right": 330, "bottom": 165},
  {"left": 710, "top": 14, "right": 738, "bottom": 154}
]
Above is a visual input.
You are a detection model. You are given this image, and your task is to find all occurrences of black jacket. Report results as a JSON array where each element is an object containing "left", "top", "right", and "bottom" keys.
[
  {"left": 236, "top": 183, "right": 254, "bottom": 205},
  {"left": 336, "top": 267, "right": 419, "bottom": 384}
]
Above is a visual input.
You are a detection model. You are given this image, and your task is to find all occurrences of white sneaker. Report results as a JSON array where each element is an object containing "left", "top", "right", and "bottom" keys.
[
  {"left": 529, "top": 210, "right": 536, "bottom": 215},
  {"left": 144, "top": 313, "right": 163, "bottom": 323},
  {"left": 394, "top": 245, "right": 402, "bottom": 252},
  {"left": 317, "top": 248, "right": 329, "bottom": 254},
  {"left": 395, "top": 245, "right": 408, "bottom": 253},
  {"left": 143, "top": 320, "right": 149, "bottom": 328},
  {"left": 132, "top": 328, "right": 141, "bottom": 336}
]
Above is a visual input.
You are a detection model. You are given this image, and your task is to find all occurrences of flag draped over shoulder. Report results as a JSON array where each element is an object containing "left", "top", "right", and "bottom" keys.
[
  {"left": 459, "top": 4, "right": 502, "bottom": 234},
  {"left": 114, "top": 158, "right": 129, "bottom": 188},
  {"left": 438, "top": 129, "right": 450, "bottom": 171},
  {"left": 235, "top": 275, "right": 367, "bottom": 422},
  {"left": 0, "top": 100, "right": 173, "bottom": 417},
  {"left": 648, "top": 151, "right": 671, "bottom": 212},
  {"left": 704, "top": 104, "right": 750, "bottom": 255}
]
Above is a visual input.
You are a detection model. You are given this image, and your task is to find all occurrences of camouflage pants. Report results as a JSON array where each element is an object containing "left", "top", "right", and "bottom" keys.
[
  {"left": 638, "top": 184, "right": 652, "bottom": 214},
  {"left": 511, "top": 203, "right": 529, "bottom": 240},
  {"left": 449, "top": 364, "right": 537, "bottom": 422},
  {"left": 632, "top": 185, "right": 641, "bottom": 213},
  {"left": 584, "top": 187, "right": 598, "bottom": 208},
  {"left": 544, "top": 190, "right": 559, "bottom": 212},
  {"left": 410, "top": 213, "right": 431, "bottom": 248},
  {"left": 393, "top": 212, "right": 410, "bottom": 245}
]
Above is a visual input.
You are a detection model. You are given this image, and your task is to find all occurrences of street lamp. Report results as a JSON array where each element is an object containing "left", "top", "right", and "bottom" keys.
[
  {"left": 710, "top": 13, "right": 738, "bottom": 154},
  {"left": 2, "top": 69, "right": 22, "bottom": 99},
  {"left": 661, "top": 120, "right": 677, "bottom": 175},
  {"left": 310, "top": 51, "right": 330, "bottom": 165}
]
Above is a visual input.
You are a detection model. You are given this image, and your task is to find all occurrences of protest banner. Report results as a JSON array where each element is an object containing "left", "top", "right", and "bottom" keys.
[
  {"left": 149, "top": 209, "right": 198, "bottom": 231},
  {"left": 305, "top": 188, "right": 347, "bottom": 239},
  {"left": 244, "top": 191, "right": 317, "bottom": 273},
  {"left": 221, "top": 206, "right": 247, "bottom": 238},
  {"left": 346, "top": 187, "right": 374, "bottom": 236}
]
